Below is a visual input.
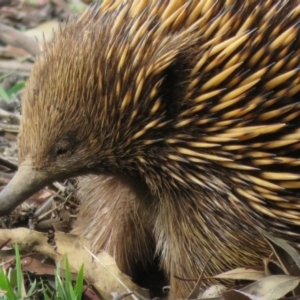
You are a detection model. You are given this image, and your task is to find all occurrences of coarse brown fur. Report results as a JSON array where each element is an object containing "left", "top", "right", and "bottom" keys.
[
  {"left": 7, "top": 0, "right": 300, "bottom": 297},
  {"left": 73, "top": 174, "right": 155, "bottom": 276}
]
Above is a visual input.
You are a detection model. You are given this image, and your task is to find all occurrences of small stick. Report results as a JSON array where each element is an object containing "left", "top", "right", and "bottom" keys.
[{"left": 0, "top": 24, "right": 40, "bottom": 57}]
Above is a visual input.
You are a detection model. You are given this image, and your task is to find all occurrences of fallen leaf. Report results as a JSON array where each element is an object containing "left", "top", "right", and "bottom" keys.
[
  {"left": 234, "top": 275, "right": 300, "bottom": 300},
  {"left": 0, "top": 228, "right": 149, "bottom": 300},
  {"left": 213, "top": 268, "right": 265, "bottom": 281}
]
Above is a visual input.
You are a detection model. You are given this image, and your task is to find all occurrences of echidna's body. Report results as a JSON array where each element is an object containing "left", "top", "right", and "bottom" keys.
[{"left": 1, "top": 0, "right": 300, "bottom": 297}]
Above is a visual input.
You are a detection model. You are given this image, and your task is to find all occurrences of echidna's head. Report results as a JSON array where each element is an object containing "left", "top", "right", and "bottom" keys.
[{"left": 0, "top": 4, "right": 195, "bottom": 214}]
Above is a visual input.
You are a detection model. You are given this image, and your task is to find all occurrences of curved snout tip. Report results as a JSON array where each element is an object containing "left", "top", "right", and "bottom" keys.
[{"left": 0, "top": 160, "right": 51, "bottom": 217}]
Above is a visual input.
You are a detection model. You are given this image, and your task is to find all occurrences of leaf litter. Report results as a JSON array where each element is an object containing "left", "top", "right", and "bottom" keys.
[{"left": 1, "top": 1, "right": 300, "bottom": 299}]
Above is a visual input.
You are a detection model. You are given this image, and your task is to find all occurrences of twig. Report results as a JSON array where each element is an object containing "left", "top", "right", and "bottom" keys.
[
  {"left": 0, "top": 108, "right": 20, "bottom": 122},
  {"left": 0, "top": 23, "right": 40, "bottom": 57},
  {"left": 0, "top": 123, "right": 19, "bottom": 133},
  {"left": 0, "top": 157, "right": 17, "bottom": 171}
]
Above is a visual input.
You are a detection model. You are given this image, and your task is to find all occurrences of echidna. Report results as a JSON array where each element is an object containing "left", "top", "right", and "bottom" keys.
[{"left": 1, "top": 0, "right": 300, "bottom": 297}]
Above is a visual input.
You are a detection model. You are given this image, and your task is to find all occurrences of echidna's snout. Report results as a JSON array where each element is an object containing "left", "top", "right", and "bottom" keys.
[{"left": 0, "top": 158, "right": 54, "bottom": 216}]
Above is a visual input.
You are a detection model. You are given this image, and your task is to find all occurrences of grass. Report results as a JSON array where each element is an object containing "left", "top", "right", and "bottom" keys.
[
  {"left": 0, "top": 73, "right": 25, "bottom": 102},
  {"left": 0, "top": 82, "right": 25, "bottom": 102},
  {"left": 0, "top": 245, "right": 84, "bottom": 300}
]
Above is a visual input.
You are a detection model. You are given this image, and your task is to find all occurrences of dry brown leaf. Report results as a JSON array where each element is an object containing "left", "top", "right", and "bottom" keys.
[
  {"left": 262, "top": 231, "right": 300, "bottom": 295},
  {"left": 0, "top": 228, "right": 149, "bottom": 300},
  {"left": 231, "top": 274, "right": 300, "bottom": 300},
  {"left": 262, "top": 232, "right": 300, "bottom": 273},
  {"left": 21, "top": 256, "right": 56, "bottom": 276},
  {"left": 213, "top": 268, "right": 266, "bottom": 281}
]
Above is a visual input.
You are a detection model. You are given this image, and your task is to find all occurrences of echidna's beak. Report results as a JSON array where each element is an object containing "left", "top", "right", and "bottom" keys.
[{"left": 0, "top": 158, "right": 53, "bottom": 217}]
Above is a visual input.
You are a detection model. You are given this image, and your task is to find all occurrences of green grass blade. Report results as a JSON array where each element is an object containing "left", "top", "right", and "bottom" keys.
[
  {"left": 6, "top": 82, "right": 25, "bottom": 98},
  {"left": 64, "top": 258, "right": 72, "bottom": 285},
  {"left": 0, "top": 86, "right": 9, "bottom": 101},
  {"left": 41, "top": 280, "right": 53, "bottom": 300},
  {"left": 14, "top": 244, "right": 23, "bottom": 299},
  {"left": 74, "top": 264, "right": 84, "bottom": 299},
  {"left": 0, "top": 72, "right": 13, "bottom": 81},
  {"left": 0, "top": 267, "right": 16, "bottom": 300},
  {"left": 27, "top": 279, "right": 37, "bottom": 296}
]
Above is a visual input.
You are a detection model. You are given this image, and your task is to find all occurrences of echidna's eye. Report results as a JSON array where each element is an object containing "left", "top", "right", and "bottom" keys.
[
  {"left": 56, "top": 148, "right": 68, "bottom": 156},
  {"left": 53, "top": 139, "right": 73, "bottom": 159}
]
